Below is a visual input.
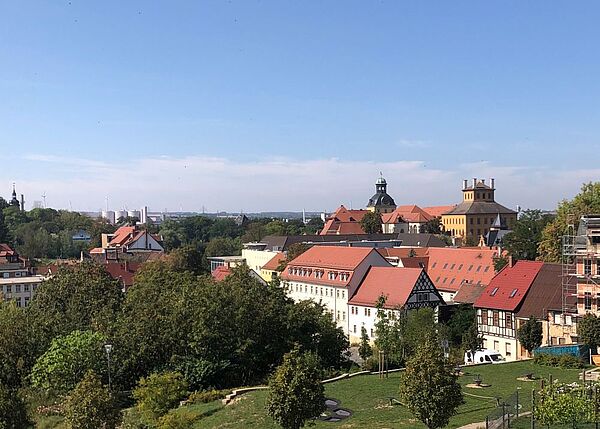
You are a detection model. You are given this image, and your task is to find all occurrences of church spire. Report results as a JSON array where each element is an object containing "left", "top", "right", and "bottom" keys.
[{"left": 9, "top": 183, "right": 20, "bottom": 208}]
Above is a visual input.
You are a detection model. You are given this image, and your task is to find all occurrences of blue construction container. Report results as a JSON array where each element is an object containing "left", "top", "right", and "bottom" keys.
[{"left": 534, "top": 344, "right": 589, "bottom": 360}]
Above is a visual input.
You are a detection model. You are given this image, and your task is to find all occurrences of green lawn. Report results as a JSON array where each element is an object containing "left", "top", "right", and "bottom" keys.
[{"left": 170, "top": 361, "right": 583, "bottom": 429}]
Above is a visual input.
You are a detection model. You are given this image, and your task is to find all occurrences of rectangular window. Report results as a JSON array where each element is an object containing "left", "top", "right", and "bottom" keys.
[
  {"left": 367, "top": 308, "right": 371, "bottom": 317},
  {"left": 364, "top": 308, "right": 368, "bottom": 316},
  {"left": 585, "top": 292, "right": 592, "bottom": 310},
  {"left": 342, "top": 311, "right": 346, "bottom": 321},
  {"left": 505, "top": 313, "right": 512, "bottom": 329},
  {"left": 505, "top": 343, "right": 511, "bottom": 357},
  {"left": 481, "top": 309, "right": 488, "bottom": 325},
  {"left": 15, "top": 285, "right": 21, "bottom": 293},
  {"left": 24, "top": 284, "right": 29, "bottom": 292},
  {"left": 493, "top": 311, "right": 499, "bottom": 326},
  {"left": 584, "top": 259, "right": 592, "bottom": 275},
  {"left": 353, "top": 325, "right": 356, "bottom": 333}
]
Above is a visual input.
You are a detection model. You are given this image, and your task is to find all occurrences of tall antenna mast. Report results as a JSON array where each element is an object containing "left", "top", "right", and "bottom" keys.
[{"left": 41, "top": 192, "right": 47, "bottom": 208}]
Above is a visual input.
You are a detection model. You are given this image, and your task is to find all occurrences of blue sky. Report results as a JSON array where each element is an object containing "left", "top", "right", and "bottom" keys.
[{"left": 1, "top": 1, "right": 599, "bottom": 212}]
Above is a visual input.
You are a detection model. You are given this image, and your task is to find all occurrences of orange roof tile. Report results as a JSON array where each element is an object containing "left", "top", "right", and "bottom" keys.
[
  {"left": 262, "top": 252, "right": 286, "bottom": 271},
  {"left": 423, "top": 205, "right": 456, "bottom": 218},
  {"left": 474, "top": 261, "right": 544, "bottom": 311},
  {"left": 381, "top": 205, "right": 433, "bottom": 224},
  {"left": 426, "top": 247, "right": 498, "bottom": 292},
  {"left": 349, "top": 267, "right": 423, "bottom": 308},
  {"left": 320, "top": 206, "right": 369, "bottom": 235},
  {"left": 286, "top": 246, "right": 375, "bottom": 271},
  {"left": 108, "top": 226, "right": 136, "bottom": 246},
  {"left": 212, "top": 265, "right": 232, "bottom": 282}
]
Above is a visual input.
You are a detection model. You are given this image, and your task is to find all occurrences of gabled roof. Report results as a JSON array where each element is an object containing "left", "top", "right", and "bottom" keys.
[
  {"left": 0, "top": 243, "right": 16, "bottom": 257},
  {"left": 381, "top": 205, "right": 433, "bottom": 224},
  {"left": 474, "top": 260, "right": 544, "bottom": 311},
  {"left": 398, "top": 256, "right": 429, "bottom": 270},
  {"left": 108, "top": 226, "right": 136, "bottom": 246},
  {"left": 348, "top": 267, "right": 423, "bottom": 308},
  {"left": 443, "top": 201, "right": 517, "bottom": 216},
  {"left": 516, "top": 263, "right": 569, "bottom": 318},
  {"left": 423, "top": 205, "right": 457, "bottom": 218},
  {"left": 453, "top": 282, "right": 487, "bottom": 304},
  {"left": 212, "top": 265, "right": 232, "bottom": 282},
  {"left": 426, "top": 247, "right": 498, "bottom": 292},
  {"left": 262, "top": 252, "right": 286, "bottom": 271},
  {"left": 377, "top": 247, "right": 429, "bottom": 258},
  {"left": 320, "top": 206, "right": 369, "bottom": 235},
  {"left": 103, "top": 262, "right": 142, "bottom": 289},
  {"left": 286, "top": 246, "right": 377, "bottom": 271}
]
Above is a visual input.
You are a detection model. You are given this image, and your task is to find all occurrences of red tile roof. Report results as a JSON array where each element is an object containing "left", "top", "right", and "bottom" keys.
[
  {"left": 377, "top": 247, "right": 429, "bottom": 259},
  {"left": 212, "top": 265, "right": 232, "bottom": 282},
  {"left": 0, "top": 243, "right": 16, "bottom": 257},
  {"left": 381, "top": 205, "right": 433, "bottom": 224},
  {"left": 286, "top": 246, "right": 376, "bottom": 271},
  {"left": 423, "top": 205, "right": 456, "bottom": 218},
  {"left": 103, "top": 262, "right": 142, "bottom": 289},
  {"left": 474, "top": 260, "right": 544, "bottom": 311},
  {"left": 349, "top": 267, "right": 423, "bottom": 309},
  {"left": 453, "top": 282, "right": 487, "bottom": 304},
  {"left": 398, "top": 256, "right": 429, "bottom": 270},
  {"left": 108, "top": 226, "right": 136, "bottom": 247},
  {"left": 262, "top": 252, "right": 286, "bottom": 271},
  {"left": 320, "top": 206, "right": 368, "bottom": 235},
  {"left": 426, "top": 247, "right": 498, "bottom": 292}
]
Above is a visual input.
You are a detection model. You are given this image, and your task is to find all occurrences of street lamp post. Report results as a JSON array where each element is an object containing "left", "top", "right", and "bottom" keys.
[{"left": 104, "top": 344, "right": 113, "bottom": 392}]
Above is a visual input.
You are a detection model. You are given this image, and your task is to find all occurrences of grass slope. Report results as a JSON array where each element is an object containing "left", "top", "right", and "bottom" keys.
[{"left": 174, "top": 361, "right": 582, "bottom": 429}]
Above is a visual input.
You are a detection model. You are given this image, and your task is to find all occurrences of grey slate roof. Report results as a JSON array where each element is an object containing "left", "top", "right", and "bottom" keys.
[{"left": 444, "top": 201, "right": 517, "bottom": 216}]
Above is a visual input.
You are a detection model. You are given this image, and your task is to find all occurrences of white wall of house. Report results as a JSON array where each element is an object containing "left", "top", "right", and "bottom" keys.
[
  {"left": 284, "top": 280, "right": 349, "bottom": 332},
  {"left": 128, "top": 234, "right": 164, "bottom": 251},
  {"left": 439, "top": 290, "right": 457, "bottom": 303},
  {"left": 242, "top": 248, "right": 278, "bottom": 274},
  {"left": 477, "top": 308, "right": 519, "bottom": 361}
]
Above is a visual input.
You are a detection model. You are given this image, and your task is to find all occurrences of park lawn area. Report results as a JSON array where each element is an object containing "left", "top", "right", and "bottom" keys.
[{"left": 172, "top": 361, "right": 583, "bottom": 429}]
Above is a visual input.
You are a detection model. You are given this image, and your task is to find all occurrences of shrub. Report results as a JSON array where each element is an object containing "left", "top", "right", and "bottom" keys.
[
  {"left": 534, "top": 353, "right": 584, "bottom": 369},
  {"left": 64, "top": 371, "right": 118, "bottom": 429},
  {"left": 156, "top": 410, "right": 198, "bottom": 429},
  {"left": 0, "top": 382, "right": 32, "bottom": 429},
  {"left": 187, "top": 389, "right": 228, "bottom": 404},
  {"left": 133, "top": 371, "right": 188, "bottom": 424}
]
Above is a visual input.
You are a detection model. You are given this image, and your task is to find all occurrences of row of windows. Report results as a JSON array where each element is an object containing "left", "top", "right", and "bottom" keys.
[
  {"left": 11, "top": 296, "right": 30, "bottom": 307},
  {"left": 582, "top": 260, "right": 600, "bottom": 276},
  {"left": 480, "top": 309, "right": 513, "bottom": 329},
  {"left": 2, "top": 284, "right": 37, "bottom": 294},
  {"left": 352, "top": 325, "right": 374, "bottom": 337},
  {"left": 482, "top": 339, "right": 512, "bottom": 357},
  {"left": 289, "top": 283, "right": 346, "bottom": 299},
  {"left": 2, "top": 271, "right": 28, "bottom": 278},
  {"left": 445, "top": 217, "right": 498, "bottom": 226},
  {"left": 287, "top": 267, "right": 351, "bottom": 282},
  {"left": 431, "top": 262, "right": 490, "bottom": 273}
]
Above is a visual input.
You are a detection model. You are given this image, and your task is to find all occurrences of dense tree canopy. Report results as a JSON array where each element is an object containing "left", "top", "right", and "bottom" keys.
[
  {"left": 538, "top": 182, "right": 600, "bottom": 262},
  {"left": 502, "top": 209, "right": 554, "bottom": 260},
  {"left": 517, "top": 316, "right": 543, "bottom": 354},
  {"left": 359, "top": 211, "right": 382, "bottom": 234}
]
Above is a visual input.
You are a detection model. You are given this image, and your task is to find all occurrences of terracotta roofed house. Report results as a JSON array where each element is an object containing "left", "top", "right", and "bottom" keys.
[
  {"left": 320, "top": 205, "right": 369, "bottom": 235},
  {"left": 280, "top": 246, "right": 391, "bottom": 333},
  {"left": 348, "top": 266, "right": 444, "bottom": 341},
  {"left": 473, "top": 261, "right": 570, "bottom": 361},
  {"left": 260, "top": 252, "right": 286, "bottom": 282},
  {"left": 426, "top": 247, "right": 498, "bottom": 303},
  {"left": 381, "top": 205, "right": 434, "bottom": 234}
]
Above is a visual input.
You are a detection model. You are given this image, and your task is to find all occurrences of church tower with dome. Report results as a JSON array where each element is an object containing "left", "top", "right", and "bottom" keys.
[{"left": 366, "top": 174, "right": 396, "bottom": 214}]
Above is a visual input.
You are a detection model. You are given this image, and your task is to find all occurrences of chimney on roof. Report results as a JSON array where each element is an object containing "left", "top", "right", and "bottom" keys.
[
  {"left": 463, "top": 179, "right": 468, "bottom": 190},
  {"left": 481, "top": 179, "right": 485, "bottom": 185},
  {"left": 472, "top": 178, "right": 477, "bottom": 188},
  {"left": 508, "top": 255, "right": 514, "bottom": 268},
  {"left": 491, "top": 178, "right": 495, "bottom": 189}
]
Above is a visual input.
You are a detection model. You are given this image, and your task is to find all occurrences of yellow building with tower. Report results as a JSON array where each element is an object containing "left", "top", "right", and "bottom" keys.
[{"left": 442, "top": 178, "right": 517, "bottom": 245}]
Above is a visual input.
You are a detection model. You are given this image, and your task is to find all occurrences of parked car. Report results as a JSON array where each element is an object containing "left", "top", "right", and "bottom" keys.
[{"left": 464, "top": 349, "right": 506, "bottom": 365}]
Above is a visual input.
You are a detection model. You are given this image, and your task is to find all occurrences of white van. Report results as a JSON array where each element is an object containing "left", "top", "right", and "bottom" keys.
[{"left": 464, "top": 349, "right": 506, "bottom": 365}]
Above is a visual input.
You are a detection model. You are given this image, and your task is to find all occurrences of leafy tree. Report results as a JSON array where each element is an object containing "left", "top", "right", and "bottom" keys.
[
  {"left": 446, "top": 304, "right": 477, "bottom": 347},
  {"left": 358, "top": 326, "right": 372, "bottom": 362},
  {"left": 286, "top": 300, "right": 350, "bottom": 370},
  {"left": 517, "top": 316, "right": 542, "bottom": 355},
  {"left": 539, "top": 182, "right": 600, "bottom": 262},
  {"left": 113, "top": 261, "right": 198, "bottom": 388},
  {"left": 398, "top": 337, "right": 463, "bottom": 429},
  {"left": 30, "top": 330, "right": 106, "bottom": 392},
  {"left": 166, "top": 244, "right": 206, "bottom": 275},
  {"left": 0, "top": 301, "right": 34, "bottom": 388},
  {"left": 204, "top": 237, "right": 241, "bottom": 258},
  {"left": 190, "top": 266, "right": 292, "bottom": 386},
  {"left": 64, "top": 371, "right": 118, "bottom": 429},
  {"left": 27, "top": 262, "right": 123, "bottom": 353},
  {"left": 374, "top": 296, "right": 404, "bottom": 366},
  {"left": 0, "top": 383, "right": 31, "bottom": 429},
  {"left": 493, "top": 254, "right": 509, "bottom": 272},
  {"left": 359, "top": 211, "right": 382, "bottom": 234},
  {"left": 266, "top": 347, "right": 325, "bottom": 429},
  {"left": 420, "top": 217, "right": 442, "bottom": 234},
  {"left": 502, "top": 209, "right": 553, "bottom": 260},
  {"left": 461, "top": 320, "right": 483, "bottom": 353},
  {"left": 133, "top": 371, "right": 188, "bottom": 425},
  {"left": 241, "top": 221, "right": 267, "bottom": 243},
  {"left": 302, "top": 217, "right": 324, "bottom": 235},
  {"left": 534, "top": 381, "right": 598, "bottom": 427},
  {"left": 577, "top": 313, "right": 600, "bottom": 353}
]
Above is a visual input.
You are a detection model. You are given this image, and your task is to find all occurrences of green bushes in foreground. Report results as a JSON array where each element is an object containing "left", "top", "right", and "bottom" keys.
[{"left": 533, "top": 353, "right": 585, "bottom": 369}]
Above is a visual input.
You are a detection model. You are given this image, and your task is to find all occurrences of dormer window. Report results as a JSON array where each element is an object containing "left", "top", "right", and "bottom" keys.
[
  {"left": 509, "top": 288, "right": 518, "bottom": 298},
  {"left": 490, "top": 287, "right": 499, "bottom": 296}
]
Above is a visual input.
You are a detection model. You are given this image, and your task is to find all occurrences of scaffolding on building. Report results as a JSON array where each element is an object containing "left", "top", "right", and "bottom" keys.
[{"left": 562, "top": 215, "right": 600, "bottom": 318}]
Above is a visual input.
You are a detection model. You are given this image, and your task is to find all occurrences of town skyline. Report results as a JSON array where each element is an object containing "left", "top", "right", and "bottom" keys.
[{"left": 2, "top": 1, "right": 599, "bottom": 211}]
